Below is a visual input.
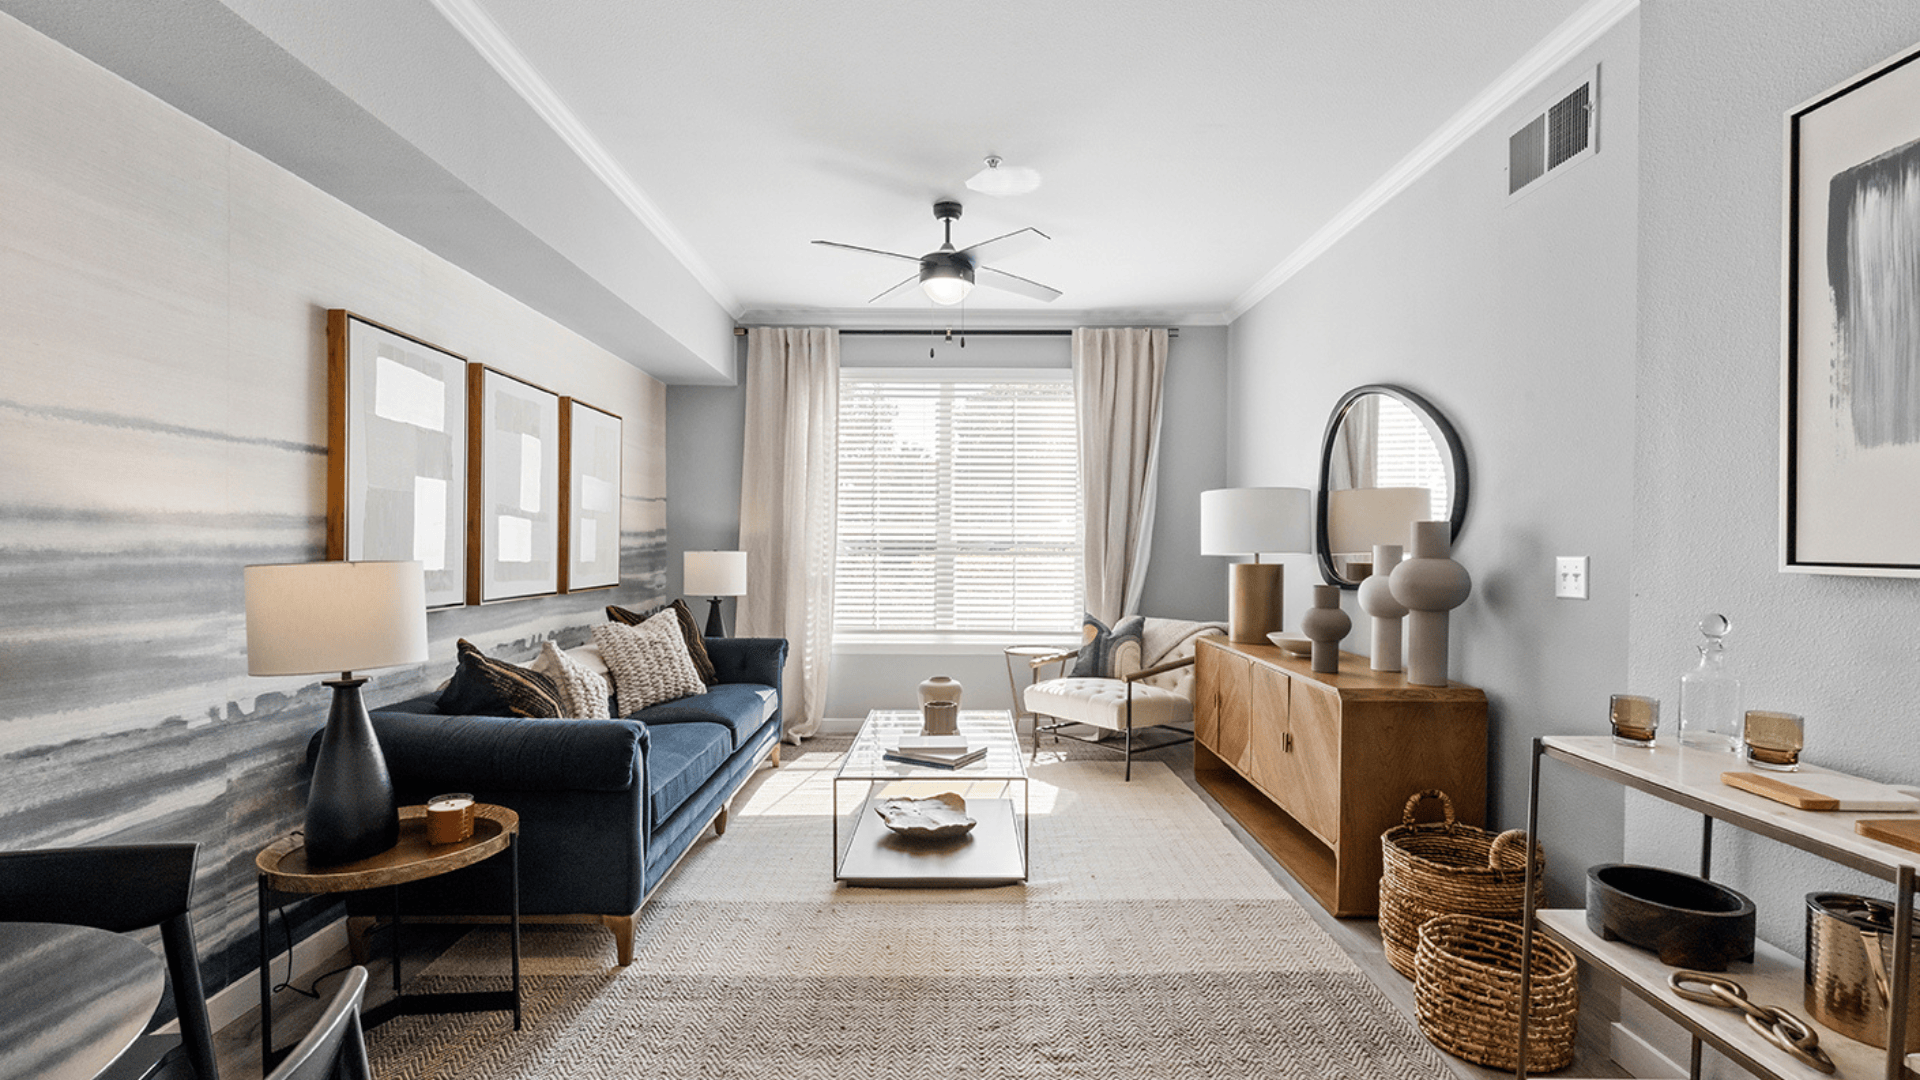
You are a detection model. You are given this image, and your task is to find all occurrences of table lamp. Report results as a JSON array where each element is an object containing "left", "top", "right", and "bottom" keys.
[
  {"left": 245, "top": 561, "right": 428, "bottom": 866},
  {"left": 1201, "top": 487, "right": 1312, "bottom": 643},
  {"left": 683, "top": 550, "right": 747, "bottom": 637}
]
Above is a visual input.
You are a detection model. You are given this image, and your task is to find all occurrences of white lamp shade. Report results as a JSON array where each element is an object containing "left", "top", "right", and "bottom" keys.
[
  {"left": 1327, "top": 487, "right": 1432, "bottom": 555},
  {"left": 1200, "top": 488, "right": 1313, "bottom": 555},
  {"left": 244, "top": 561, "right": 428, "bottom": 676},
  {"left": 684, "top": 550, "right": 748, "bottom": 597},
  {"left": 920, "top": 274, "right": 974, "bottom": 305}
]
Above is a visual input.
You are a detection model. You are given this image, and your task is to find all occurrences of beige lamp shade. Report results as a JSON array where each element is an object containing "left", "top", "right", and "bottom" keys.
[
  {"left": 1200, "top": 487, "right": 1313, "bottom": 555},
  {"left": 244, "top": 561, "right": 429, "bottom": 676},
  {"left": 684, "top": 550, "right": 748, "bottom": 596},
  {"left": 1326, "top": 487, "right": 1431, "bottom": 555}
]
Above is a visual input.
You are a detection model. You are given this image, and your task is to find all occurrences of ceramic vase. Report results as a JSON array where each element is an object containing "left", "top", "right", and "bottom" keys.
[
  {"left": 918, "top": 675, "right": 963, "bottom": 708},
  {"left": 1388, "top": 521, "right": 1472, "bottom": 688},
  {"left": 919, "top": 675, "right": 962, "bottom": 736},
  {"left": 1299, "top": 585, "right": 1352, "bottom": 674},
  {"left": 1356, "top": 544, "right": 1408, "bottom": 672}
]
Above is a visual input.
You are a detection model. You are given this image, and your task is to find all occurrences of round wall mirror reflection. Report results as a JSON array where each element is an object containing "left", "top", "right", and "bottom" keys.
[{"left": 1315, "top": 384, "right": 1469, "bottom": 588}]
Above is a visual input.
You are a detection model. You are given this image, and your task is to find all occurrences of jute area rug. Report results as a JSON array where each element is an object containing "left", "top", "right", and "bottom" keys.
[{"left": 366, "top": 742, "right": 1456, "bottom": 1080}]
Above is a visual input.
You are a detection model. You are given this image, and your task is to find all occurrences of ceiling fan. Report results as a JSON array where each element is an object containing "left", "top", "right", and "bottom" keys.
[{"left": 813, "top": 200, "right": 1061, "bottom": 305}]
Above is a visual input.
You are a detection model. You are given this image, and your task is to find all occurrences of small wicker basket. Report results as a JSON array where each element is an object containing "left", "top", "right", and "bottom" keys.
[
  {"left": 1380, "top": 789, "right": 1543, "bottom": 978},
  {"left": 1414, "top": 914, "right": 1579, "bottom": 1073}
]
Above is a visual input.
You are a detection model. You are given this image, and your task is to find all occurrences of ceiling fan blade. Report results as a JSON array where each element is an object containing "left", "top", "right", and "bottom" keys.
[
  {"left": 812, "top": 240, "right": 921, "bottom": 264},
  {"left": 975, "top": 265, "right": 1062, "bottom": 303},
  {"left": 868, "top": 273, "right": 923, "bottom": 304},
  {"left": 954, "top": 226, "right": 1050, "bottom": 265}
]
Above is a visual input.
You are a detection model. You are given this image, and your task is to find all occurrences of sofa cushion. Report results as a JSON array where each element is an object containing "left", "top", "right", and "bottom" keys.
[
  {"left": 608, "top": 599, "right": 718, "bottom": 685},
  {"left": 631, "top": 683, "right": 778, "bottom": 751},
  {"left": 645, "top": 720, "right": 732, "bottom": 824},
  {"left": 1024, "top": 677, "right": 1193, "bottom": 732},
  {"left": 593, "top": 616, "right": 707, "bottom": 713},
  {"left": 528, "top": 641, "right": 612, "bottom": 719},
  {"left": 438, "top": 640, "right": 563, "bottom": 718}
]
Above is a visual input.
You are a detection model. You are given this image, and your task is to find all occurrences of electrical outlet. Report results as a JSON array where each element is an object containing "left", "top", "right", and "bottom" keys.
[{"left": 1555, "top": 556, "right": 1589, "bottom": 600}]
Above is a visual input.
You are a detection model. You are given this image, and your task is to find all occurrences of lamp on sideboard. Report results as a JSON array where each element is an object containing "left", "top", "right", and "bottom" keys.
[
  {"left": 244, "top": 560, "right": 427, "bottom": 866},
  {"left": 1201, "top": 487, "right": 1313, "bottom": 643},
  {"left": 1327, "top": 486, "right": 1430, "bottom": 580},
  {"left": 683, "top": 550, "right": 747, "bottom": 637}
]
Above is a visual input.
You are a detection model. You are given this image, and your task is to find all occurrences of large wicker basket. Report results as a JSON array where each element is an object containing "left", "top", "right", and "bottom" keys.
[
  {"left": 1380, "top": 789, "right": 1543, "bottom": 978},
  {"left": 1414, "top": 914, "right": 1579, "bottom": 1073}
]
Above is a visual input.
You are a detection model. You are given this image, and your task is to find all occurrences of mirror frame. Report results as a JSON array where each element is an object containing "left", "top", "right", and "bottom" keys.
[{"left": 1315, "top": 383, "right": 1470, "bottom": 589}]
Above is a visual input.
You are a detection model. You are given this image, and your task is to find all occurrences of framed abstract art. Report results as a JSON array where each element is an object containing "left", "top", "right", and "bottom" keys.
[
  {"left": 467, "top": 366, "right": 561, "bottom": 603},
  {"left": 559, "top": 398, "right": 622, "bottom": 592}
]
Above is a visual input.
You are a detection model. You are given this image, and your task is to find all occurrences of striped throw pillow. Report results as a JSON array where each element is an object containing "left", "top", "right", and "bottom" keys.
[{"left": 437, "top": 640, "right": 564, "bottom": 719}]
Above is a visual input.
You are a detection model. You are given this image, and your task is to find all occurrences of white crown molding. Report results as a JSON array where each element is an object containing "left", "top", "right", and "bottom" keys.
[
  {"left": 1225, "top": 0, "right": 1639, "bottom": 320},
  {"left": 425, "top": 0, "right": 741, "bottom": 316},
  {"left": 737, "top": 306, "right": 1232, "bottom": 330}
]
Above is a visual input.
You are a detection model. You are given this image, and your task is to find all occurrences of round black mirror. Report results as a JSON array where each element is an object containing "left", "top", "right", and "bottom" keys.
[{"left": 1315, "top": 384, "right": 1469, "bottom": 588}]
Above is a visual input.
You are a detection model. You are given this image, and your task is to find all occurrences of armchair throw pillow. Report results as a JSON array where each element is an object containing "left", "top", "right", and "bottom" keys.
[
  {"left": 607, "top": 599, "right": 718, "bottom": 686},
  {"left": 438, "top": 639, "right": 564, "bottom": 718},
  {"left": 592, "top": 612, "right": 708, "bottom": 714},
  {"left": 528, "top": 641, "right": 612, "bottom": 720},
  {"left": 1068, "top": 613, "right": 1147, "bottom": 680}
]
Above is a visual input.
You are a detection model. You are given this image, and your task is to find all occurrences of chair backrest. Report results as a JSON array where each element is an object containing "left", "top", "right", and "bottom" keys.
[
  {"left": 1136, "top": 619, "right": 1228, "bottom": 698},
  {"left": 267, "top": 967, "right": 370, "bottom": 1080},
  {"left": 0, "top": 844, "right": 218, "bottom": 1080}
]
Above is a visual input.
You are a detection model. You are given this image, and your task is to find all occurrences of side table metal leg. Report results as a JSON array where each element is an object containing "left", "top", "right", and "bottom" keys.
[
  {"left": 257, "top": 875, "right": 274, "bottom": 1070},
  {"left": 391, "top": 884, "right": 403, "bottom": 998},
  {"left": 510, "top": 837, "right": 522, "bottom": 1030}
]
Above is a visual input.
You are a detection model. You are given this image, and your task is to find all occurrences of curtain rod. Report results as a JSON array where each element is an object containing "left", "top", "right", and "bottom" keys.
[{"left": 732, "top": 327, "right": 1179, "bottom": 338}]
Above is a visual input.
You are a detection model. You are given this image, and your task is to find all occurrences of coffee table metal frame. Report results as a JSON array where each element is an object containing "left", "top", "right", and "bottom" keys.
[{"left": 834, "top": 709, "right": 1030, "bottom": 887}]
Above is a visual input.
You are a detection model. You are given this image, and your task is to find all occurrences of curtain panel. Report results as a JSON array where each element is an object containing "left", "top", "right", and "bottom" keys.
[{"left": 1072, "top": 327, "right": 1169, "bottom": 625}]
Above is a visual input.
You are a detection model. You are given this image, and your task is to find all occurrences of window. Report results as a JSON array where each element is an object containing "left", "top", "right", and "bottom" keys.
[{"left": 834, "top": 369, "right": 1080, "bottom": 639}]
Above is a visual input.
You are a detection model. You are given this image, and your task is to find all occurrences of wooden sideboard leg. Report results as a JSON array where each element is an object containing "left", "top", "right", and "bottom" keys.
[
  {"left": 602, "top": 914, "right": 636, "bottom": 966},
  {"left": 346, "top": 916, "right": 378, "bottom": 965}
]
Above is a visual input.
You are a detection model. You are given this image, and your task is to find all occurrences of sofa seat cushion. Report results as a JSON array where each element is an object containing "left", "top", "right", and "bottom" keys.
[
  {"left": 645, "top": 721, "right": 732, "bottom": 825},
  {"left": 1024, "top": 677, "right": 1192, "bottom": 733},
  {"left": 630, "top": 683, "right": 778, "bottom": 751}
]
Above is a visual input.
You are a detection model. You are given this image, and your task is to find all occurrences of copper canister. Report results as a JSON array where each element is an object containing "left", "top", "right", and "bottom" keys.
[{"left": 1804, "top": 892, "right": 1920, "bottom": 1051}]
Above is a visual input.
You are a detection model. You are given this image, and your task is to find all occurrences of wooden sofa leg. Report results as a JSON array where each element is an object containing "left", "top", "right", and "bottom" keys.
[
  {"left": 347, "top": 916, "right": 378, "bottom": 965},
  {"left": 603, "top": 914, "right": 636, "bottom": 966},
  {"left": 771, "top": 742, "right": 782, "bottom": 767},
  {"left": 714, "top": 803, "right": 730, "bottom": 836}
]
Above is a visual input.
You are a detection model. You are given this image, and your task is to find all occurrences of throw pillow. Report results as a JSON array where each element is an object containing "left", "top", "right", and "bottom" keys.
[
  {"left": 528, "top": 641, "right": 612, "bottom": 720},
  {"left": 437, "top": 640, "right": 564, "bottom": 718},
  {"left": 592, "top": 613, "right": 707, "bottom": 714},
  {"left": 607, "top": 599, "right": 718, "bottom": 686},
  {"left": 1068, "top": 613, "right": 1148, "bottom": 679}
]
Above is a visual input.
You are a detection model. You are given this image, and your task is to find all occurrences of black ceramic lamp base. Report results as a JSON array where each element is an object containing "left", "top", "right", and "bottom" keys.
[
  {"left": 703, "top": 597, "right": 727, "bottom": 638},
  {"left": 305, "top": 677, "right": 399, "bottom": 866}
]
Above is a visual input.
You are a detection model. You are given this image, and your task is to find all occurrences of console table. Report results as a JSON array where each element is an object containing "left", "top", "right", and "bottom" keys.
[{"left": 1192, "top": 636, "right": 1488, "bottom": 916}]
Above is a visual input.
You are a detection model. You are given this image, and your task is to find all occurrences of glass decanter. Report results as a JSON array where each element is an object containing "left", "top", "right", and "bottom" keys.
[{"left": 1678, "top": 614, "right": 1743, "bottom": 752}]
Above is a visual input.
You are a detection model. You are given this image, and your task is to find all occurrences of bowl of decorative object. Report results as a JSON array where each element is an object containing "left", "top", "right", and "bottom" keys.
[
  {"left": 1265, "top": 632, "right": 1312, "bottom": 657},
  {"left": 1586, "top": 863, "right": 1756, "bottom": 970},
  {"left": 875, "top": 793, "right": 976, "bottom": 840}
]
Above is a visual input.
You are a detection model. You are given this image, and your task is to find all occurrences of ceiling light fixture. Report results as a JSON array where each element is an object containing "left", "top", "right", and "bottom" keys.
[
  {"left": 920, "top": 255, "right": 975, "bottom": 305},
  {"left": 966, "top": 155, "right": 1043, "bottom": 197}
]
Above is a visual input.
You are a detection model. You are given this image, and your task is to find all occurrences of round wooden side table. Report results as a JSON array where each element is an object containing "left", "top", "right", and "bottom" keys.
[{"left": 255, "top": 804, "right": 520, "bottom": 1068}]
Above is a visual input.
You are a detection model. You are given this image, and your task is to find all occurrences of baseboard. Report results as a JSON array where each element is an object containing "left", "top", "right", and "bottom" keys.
[
  {"left": 1608, "top": 1020, "right": 1685, "bottom": 1079},
  {"left": 157, "top": 916, "right": 350, "bottom": 1036},
  {"left": 817, "top": 716, "right": 865, "bottom": 735}
]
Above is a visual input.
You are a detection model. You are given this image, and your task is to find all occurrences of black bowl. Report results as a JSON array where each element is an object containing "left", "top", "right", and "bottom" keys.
[{"left": 1586, "top": 863, "right": 1756, "bottom": 971}]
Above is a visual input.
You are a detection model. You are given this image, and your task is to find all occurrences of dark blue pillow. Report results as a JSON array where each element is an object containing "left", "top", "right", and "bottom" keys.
[{"left": 1069, "top": 614, "right": 1146, "bottom": 679}]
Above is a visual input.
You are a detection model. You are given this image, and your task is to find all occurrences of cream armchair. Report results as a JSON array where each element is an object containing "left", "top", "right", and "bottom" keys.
[{"left": 1024, "top": 618, "right": 1226, "bottom": 780}]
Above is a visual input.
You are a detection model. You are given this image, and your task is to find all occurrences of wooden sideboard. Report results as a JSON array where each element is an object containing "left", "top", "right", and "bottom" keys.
[{"left": 1193, "top": 636, "right": 1489, "bottom": 917}]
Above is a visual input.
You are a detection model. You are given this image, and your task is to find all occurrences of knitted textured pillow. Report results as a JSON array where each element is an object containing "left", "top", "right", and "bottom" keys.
[
  {"left": 528, "top": 641, "right": 612, "bottom": 720},
  {"left": 592, "top": 613, "right": 707, "bottom": 714},
  {"left": 437, "top": 639, "right": 564, "bottom": 718},
  {"left": 606, "top": 599, "right": 718, "bottom": 685}
]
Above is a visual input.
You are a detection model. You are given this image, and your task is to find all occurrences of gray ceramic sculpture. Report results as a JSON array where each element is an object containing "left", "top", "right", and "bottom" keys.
[
  {"left": 1299, "top": 584, "right": 1352, "bottom": 674},
  {"left": 875, "top": 792, "right": 976, "bottom": 840},
  {"left": 1388, "top": 521, "right": 1472, "bottom": 687},
  {"left": 1357, "top": 544, "right": 1407, "bottom": 672}
]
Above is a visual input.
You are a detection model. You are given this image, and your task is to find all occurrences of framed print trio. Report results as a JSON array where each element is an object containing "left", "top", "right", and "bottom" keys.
[
  {"left": 560, "top": 398, "right": 623, "bottom": 593},
  {"left": 1784, "top": 42, "right": 1920, "bottom": 576},
  {"left": 468, "top": 366, "right": 562, "bottom": 604}
]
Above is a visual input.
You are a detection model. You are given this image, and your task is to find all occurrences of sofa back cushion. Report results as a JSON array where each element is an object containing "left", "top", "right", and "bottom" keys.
[
  {"left": 438, "top": 640, "right": 563, "bottom": 718},
  {"left": 593, "top": 615, "right": 707, "bottom": 713}
]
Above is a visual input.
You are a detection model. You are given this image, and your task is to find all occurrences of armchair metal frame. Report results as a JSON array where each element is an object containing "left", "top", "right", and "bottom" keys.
[{"left": 1026, "top": 649, "right": 1198, "bottom": 780}]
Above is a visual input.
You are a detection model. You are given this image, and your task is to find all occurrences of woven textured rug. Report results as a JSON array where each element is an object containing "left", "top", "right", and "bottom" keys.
[{"left": 366, "top": 743, "right": 1456, "bottom": 1080}]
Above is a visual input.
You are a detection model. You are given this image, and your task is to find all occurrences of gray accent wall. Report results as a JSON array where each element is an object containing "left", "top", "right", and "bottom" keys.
[{"left": 0, "top": 14, "right": 668, "bottom": 998}]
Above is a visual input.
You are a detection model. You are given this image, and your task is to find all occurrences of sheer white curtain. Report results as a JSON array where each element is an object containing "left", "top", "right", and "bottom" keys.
[
  {"left": 738, "top": 327, "right": 838, "bottom": 741},
  {"left": 1073, "top": 327, "right": 1169, "bottom": 625}
]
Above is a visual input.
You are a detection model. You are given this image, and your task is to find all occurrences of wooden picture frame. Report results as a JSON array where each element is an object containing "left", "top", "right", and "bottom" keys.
[
  {"left": 1783, "top": 41, "right": 1920, "bottom": 576},
  {"left": 559, "top": 398, "right": 622, "bottom": 593},
  {"left": 467, "top": 366, "right": 561, "bottom": 603},
  {"left": 325, "top": 310, "right": 468, "bottom": 609}
]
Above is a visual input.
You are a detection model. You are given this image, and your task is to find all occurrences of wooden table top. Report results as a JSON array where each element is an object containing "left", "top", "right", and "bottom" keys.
[
  {"left": 256, "top": 803, "right": 519, "bottom": 893},
  {"left": 0, "top": 922, "right": 166, "bottom": 1080}
]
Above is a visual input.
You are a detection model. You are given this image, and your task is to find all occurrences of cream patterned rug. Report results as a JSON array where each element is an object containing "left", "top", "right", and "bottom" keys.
[{"left": 366, "top": 745, "right": 1455, "bottom": 1079}]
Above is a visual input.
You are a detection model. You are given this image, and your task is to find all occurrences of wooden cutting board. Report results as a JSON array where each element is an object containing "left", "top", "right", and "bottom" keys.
[
  {"left": 1721, "top": 770, "right": 1920, "bottom": 812},
  {"left": 1856, "top": 817, "right": 1920, "bottom": 854}
]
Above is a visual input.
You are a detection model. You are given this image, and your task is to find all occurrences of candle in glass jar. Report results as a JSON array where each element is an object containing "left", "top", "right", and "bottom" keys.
[{"left": 426, "top": 793, "right": 475, "bottom": 844}]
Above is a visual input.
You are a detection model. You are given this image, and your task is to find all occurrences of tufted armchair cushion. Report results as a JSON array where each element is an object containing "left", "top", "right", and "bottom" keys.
[{"left": 1024, "top": 617, "right": 1226, "bottom": 734}]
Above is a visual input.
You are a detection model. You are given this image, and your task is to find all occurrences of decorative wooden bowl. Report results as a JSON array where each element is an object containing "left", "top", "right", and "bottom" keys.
[{"left": 1586, "top": 863, "right": 1755, "bottom": 971}]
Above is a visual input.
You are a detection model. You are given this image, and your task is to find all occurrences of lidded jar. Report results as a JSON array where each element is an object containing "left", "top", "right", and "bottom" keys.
[{"left": 1678, "top": 614, "right": 1743, "bottom": 752}]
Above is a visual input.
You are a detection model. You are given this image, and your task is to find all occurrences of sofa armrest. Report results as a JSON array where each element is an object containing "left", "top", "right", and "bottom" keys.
[
  {"left": 358, "top": 712, "right": 647, "bottom": 793},
  {"left": 703, "top": 636, "right": 788, "bottom": 688}
]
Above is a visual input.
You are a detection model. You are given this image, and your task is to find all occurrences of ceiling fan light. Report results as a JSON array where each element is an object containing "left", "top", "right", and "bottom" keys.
[
  {"left": 921, "top": 273, "right": 973, "bottom": 305},
  {"left": 966, "top": 158, "right": 1043, "bottom": 197}
]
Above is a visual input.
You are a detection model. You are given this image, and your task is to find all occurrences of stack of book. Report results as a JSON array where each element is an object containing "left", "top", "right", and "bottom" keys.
[{"left": 884, "top": 734, "right": 987, "bottom": 769}]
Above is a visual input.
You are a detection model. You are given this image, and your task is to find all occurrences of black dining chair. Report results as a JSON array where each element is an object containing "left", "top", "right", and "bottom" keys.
[
  {"left": 265, "top": 966, "right": 369, "bottom": 1080},
  {"left": 0, "top": 843, "right": 219, "bottom": 1080}
]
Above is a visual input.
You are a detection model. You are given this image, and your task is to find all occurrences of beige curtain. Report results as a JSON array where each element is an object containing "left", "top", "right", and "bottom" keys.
[
  {"left": 1073, "top": 327, "right": 1168, "bottom": 625},
  {"left": 738, "top": 327, "right": 838, "bottom": 741}
]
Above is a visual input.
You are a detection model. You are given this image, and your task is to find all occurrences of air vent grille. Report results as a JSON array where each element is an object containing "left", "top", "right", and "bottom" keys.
[
  {"left": 1509, "top": 117, "right": 1547, "bottom": 195},
  {"left": 1508, "top": 66, "right": 1598, "bottom": 200},
  {"left": 1547, "top": 83, "right": 1592, "bottom": 168}
]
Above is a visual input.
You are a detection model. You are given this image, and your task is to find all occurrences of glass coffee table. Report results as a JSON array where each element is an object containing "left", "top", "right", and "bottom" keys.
[{"left": 834, "top": 709, "right": 1030, "bottom": 886}]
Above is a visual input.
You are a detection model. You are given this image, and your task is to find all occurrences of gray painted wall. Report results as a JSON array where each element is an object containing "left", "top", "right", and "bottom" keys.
[
  {"left": 0, "top": 14, "right": 668, "bottom": 998},
  {"left": 1222, "top": 17, "right": 1641, "bottom": 903}
]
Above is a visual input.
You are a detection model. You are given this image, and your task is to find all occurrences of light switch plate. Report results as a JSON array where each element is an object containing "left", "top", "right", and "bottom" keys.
[{"left": 1555, "top": 556, "right": 1589, "bottom": 599}]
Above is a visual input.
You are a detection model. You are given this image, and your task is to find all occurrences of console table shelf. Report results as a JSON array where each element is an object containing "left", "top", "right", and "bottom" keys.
[{"left": 1519, "top": 736, "right": 1919, "bottom": 1080}]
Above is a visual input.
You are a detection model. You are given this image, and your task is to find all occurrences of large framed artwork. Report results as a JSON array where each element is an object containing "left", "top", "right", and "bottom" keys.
[
  {"left": 325, "top": 310, "right": 468, "bottom": 609},
  {"left": 1784, "top": 42, "right": 1920, "bottom": 576},
  {"left": 467, "top": 366, "right": 561, "bottom": 603},
  {"left": 559, "top": 398, "right": 623, "bottom": 592}
]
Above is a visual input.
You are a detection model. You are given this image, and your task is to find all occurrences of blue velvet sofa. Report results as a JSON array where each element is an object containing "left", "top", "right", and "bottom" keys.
[{"left": 350, "top": 636, "right": 787, "bottom": 965}]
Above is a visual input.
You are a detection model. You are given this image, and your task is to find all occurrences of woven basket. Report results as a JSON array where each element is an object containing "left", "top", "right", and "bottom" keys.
[
  {"left": 1380, "top": 789, "right": 1543, "bottom": 978},
  {"left": 1413, "top": 915, "right": 1579, "bottom": 1073}
]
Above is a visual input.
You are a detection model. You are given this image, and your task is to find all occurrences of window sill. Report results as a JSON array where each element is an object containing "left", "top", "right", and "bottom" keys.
[{"left": 832, "top": 633, "right": 1080, "bottom": 656}]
